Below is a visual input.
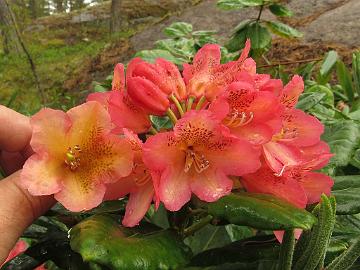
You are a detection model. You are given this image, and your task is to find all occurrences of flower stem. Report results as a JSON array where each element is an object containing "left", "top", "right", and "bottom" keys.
[
  {"left": 170, "top": 94, "right": 184, "bottom": 117},
  {"left": 195, "top": 96, "right": 207, "bottom": 110},
  {"left": 149, "top": 126, "right": 158, "bottom": 135},
  {"left": 183, "top": 215, "right": 213, "bottom": 238},
  {"left": 186, "top": 96, "right": 196, "bottom": 111},
  {"left": 167, "top": 108, "right": 178, "bottom": 124},
  {"left": 256, "top": 5, "right": 264, "bottom": 22}
]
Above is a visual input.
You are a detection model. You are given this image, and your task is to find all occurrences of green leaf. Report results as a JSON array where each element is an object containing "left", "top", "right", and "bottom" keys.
[
  {"left": 327, "top": 237, "right": 360, "bottom": 270},
  {"left": 93, "top": 84, "right": 109, "bottom": 93},
  {"left": 192, "top": 30, "right": 217, "bottom": 37},
  {"left": 70, "top": 215, "right": 191, "bottom": 270},
  {"left": 217, "top": 0, "right": 264, "bottom": 10},
  {"left": 225, "top": 29, "right": 248, "bottom": 52},
  {"left": 332, "top": 175, "right": 360, "bottom": 215},
  {"left": 207, "top": 193, "right": 317, "bottom": 230},
  {"left": 353, "top": 51, "right": 360, "bottom": 95},
  {"left": 150, "top": 115, "right": 173, "bottom": 131},
  {"left": 188, "top": 235, "right": 279, "bottom": 268},
  {"left": 265, "top": 21, "right": 303, "bottom": 38},
  {"left": 296, "top": 92, "right": 326, "bottom": 111},
  {"left": 337, "top": 60, "right": 355, "bottom": 101},
  {"left": 317, "top": 50, "right": 338, "bottom": 84},
  {"left": 163, "top": 22, "right": 193, "bottom": 38},
  {"left": 245, "top": 22, "right": 272, "bottom": 51},
  {"left": 322, "top": 120, "right": 360, "bottom": 167},
  {"left": 269, "top": 4, "right": 293, "bottom": 17},
  {"left": 134, "top": 49, "right": 184, "bottom": 65}
]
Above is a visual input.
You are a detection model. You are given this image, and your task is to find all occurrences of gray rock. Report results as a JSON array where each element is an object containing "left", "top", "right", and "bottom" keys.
[{"left": 303, "top": 0, "right": 360, "bottom": 46}]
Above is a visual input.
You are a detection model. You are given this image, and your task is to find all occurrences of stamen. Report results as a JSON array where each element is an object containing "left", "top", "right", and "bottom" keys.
[
  {"left": 184, "top": 149, "right": 210, "bottom": 173},
  {"left": 274, "top": 165, "right": 286, "bottom": 177},
  {"left": 64, "top": 145, "right": 82, "bottom": 171},
  {"left": 225, "top": 111, "right": 254, "bottom": 127}
]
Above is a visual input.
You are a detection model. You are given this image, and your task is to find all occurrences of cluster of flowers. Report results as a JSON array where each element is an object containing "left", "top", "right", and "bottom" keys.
[{"left": 20, "top": 40, "right": 334, "bottom": 228}]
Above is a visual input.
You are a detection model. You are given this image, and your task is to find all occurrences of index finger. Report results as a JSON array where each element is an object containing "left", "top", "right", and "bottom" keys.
[{"left": 0, "top": 105, "right": 32, "bottom": 152}]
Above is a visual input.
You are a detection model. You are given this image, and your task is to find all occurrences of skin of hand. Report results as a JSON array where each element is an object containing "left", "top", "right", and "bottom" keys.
[{"left": 0, "top": 105, "right": 55, "bottom": 265}]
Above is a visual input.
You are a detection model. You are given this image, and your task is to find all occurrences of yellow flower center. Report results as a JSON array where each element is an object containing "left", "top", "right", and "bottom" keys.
[
  {"left": 184, "top": 147, "right": 210, "bottom": 173},
  {"left": 64, "top": 145, "right": 82, "bottom": 171}
]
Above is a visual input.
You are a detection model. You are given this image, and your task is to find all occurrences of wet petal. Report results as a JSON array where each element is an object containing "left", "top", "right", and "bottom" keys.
[
  {"left": 191, "top": 169, "right": 232, "bottom": 202},
  {"left": 122, "top": 181, "right": 154, "bottom": 227}
]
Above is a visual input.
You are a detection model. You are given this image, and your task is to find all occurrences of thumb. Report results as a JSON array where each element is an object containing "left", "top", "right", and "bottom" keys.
[{"left": 0, "top": 171, "right": 55, "bottom": 264}]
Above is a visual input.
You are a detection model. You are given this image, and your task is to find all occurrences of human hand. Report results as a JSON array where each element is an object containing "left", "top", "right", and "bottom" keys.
[{"left": 0, "top": 105, "right": 55, "bottom": 265}]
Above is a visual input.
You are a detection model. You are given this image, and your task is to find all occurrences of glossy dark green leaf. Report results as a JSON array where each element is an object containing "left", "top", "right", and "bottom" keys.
[
  {"left": 189, "top": 235, "right": 279, "bottom": 268},
  {"left": 207, "top": 193, "right": 317, "bottom": 230},
  {"left": 317, "top": 50, "right": 338, "bottom": 84},
  {"left": 332, "top": 175, "right": 360, "bottom": 215},
  {"left": 163, "top": 22, "right": 193, "bottom": 38},
  {"left": 265, "top": 21, "right": 303, "bottom": 38},
  {"left": 184, "top": 224, "right": 254, "bottom": 255},
  {"left": 322, "top": 121, "right": 360, "bottom": 167},
  {"left": 337, "top": 60, "right": 355, "bottom": 101},
  {"left": 217, "top": 0, "right": 264, "bottom": 10},
  {"left": 225, "top": 29, "right": 247, "bottom": 52},
  {"left": 269, "top": 4, "right": 293, "bottom": 17},
  {"left": 70, "top": 215, "right": 191, "bottom": 270}
]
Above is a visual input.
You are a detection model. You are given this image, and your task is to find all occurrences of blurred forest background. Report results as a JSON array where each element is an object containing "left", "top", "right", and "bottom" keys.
[{"left": 0, "top": 0, "right": 358, "bottom": 114}]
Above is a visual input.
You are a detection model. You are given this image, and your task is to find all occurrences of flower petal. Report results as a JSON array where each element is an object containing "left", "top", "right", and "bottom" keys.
[
  {"left": 231, "top": 122, "right": 274, "bottom": 145},
  {"left": 122, "top": 181, "right": 154, "bottom": 227},
  {"left": 191, "top": 169, "right": 232, "bottom": 202},
  {"left": 86, "top": 92, "right": 111, "bottom": 108},
  {"left": 108, "top": 90, "right": 151, "bottom": 133},
  {"left": 20, "top": 153, "right": 63, "bottom": 196},
  {"left": 280, "top": 75, "right": 304, "bottom": 109},
  {"left": 30, "top": 108, "right": 71, "bottom": 157},
  {"left": 55, "top": 172, "right": 107, "bottom": 212},
  {"left": 300, "top": 172, "right": 334, "bottom": 204},
  {"left": 112, "top": 63, "right": 125, "bottom": 91},
  {"left": 242, "top": 166, "right": 307, "bottom": 208},
  {"left": 158, "top": 165, "right": 192, "bottom": 211},
  {"left": 280, "top": 109, "right": 324, "bottom": 147}
]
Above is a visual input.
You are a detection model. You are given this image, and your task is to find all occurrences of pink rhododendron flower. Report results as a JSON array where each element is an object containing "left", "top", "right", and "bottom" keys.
[
  {"left": 105, "top": 128, "right": 157, "bottom": 227},
  {"left": 21, "top": 101, "right": 134, "bottom": 211},
  {"left": 143, "top": 110, "right": 261, "bottom": 211},
  {"left": 183, "top": 39, "right": 253, "bottom": 101},
  {"left": 211, "top": 80, "right": 282, "bottom": 145}
]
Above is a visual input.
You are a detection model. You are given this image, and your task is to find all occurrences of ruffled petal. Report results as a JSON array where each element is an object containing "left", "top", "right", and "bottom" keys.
[
  {"left": 280, "top": 75, "right": 304, "bottom": 109},
  {"left": 108, "top": 90, "right": 151, "bottom": 133},
  {"left": 191, "top": 169, "right": 232, "bottom": 202},
  {"left": 300, "top": 172, "right": 334, "bottom": 204},
  {"left": 20, "top": 153, "right": 63, "bottom": 195},
  {"left": 242, "top": 166, "right": 307, "bottom": 208},
  {"left": 54, "top": 172, "right": 107, "bottom": 212},
  {"left": 30, "top": 108, "right": 71, "bottom": 157},
  {"left": 122, "top": 181, "right": 154, "bottom": 227}
]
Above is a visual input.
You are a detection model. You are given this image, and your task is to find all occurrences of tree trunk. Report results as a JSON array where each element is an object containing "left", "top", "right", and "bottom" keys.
[
  {"left": 0, "top": 0, "right": 21, "bottom": 53},
  {"left": 110, "top": 0, "right": 127, "bottom": 33}
]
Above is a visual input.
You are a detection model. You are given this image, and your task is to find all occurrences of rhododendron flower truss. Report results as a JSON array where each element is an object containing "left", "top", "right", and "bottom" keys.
[
  {"left": 105, "top": 128, "right": 157, "bottom": 227},
  {"left": 143, "top": 110, "right": 261, "bottom": 211},
  {"left": 21, "top": 101, "right": 134, "bottom": 212}
]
